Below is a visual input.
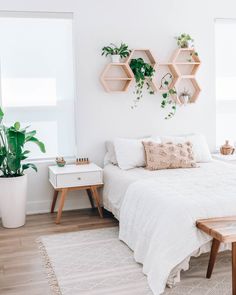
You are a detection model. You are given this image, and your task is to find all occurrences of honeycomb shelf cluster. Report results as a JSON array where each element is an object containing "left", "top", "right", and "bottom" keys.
[{"left": 100, "top": 48, "right": 201, "bottom": 104}]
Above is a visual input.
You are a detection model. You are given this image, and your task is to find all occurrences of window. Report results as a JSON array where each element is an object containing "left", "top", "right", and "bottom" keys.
[
  {"left": 215, "top": 19, "right": 236, "bottom": 147},
  {"left": 0, "top": 13, "right": 76, "bottom": 159}
]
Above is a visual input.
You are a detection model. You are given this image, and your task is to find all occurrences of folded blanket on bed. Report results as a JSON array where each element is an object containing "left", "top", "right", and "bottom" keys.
[{"left": 119, "top": 163, "right": 236, "bottom": 295}]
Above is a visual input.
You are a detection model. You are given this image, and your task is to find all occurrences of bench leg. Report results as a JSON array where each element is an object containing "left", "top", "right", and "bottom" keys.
[
  {"left": 206, "top": 238, "right": 221, "bottom": 279},
  {"left": 232, "top": 242, "right": 236, "bottom": 295}
]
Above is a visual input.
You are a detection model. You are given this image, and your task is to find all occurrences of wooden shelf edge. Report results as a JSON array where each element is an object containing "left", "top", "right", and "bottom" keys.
[{"left": 103, "top": 78, "right": 133, "bottom": 81}]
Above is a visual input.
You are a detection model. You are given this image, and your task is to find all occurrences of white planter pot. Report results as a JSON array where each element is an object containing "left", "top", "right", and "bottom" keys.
[
  {"left": 0, "top": 174, "right": 27, "bottom": 228},
  {"left": 111, "top": 55, "right": 120, "bottom": 63},
  {"left": 181, "top": 95, "right": 190, "bottom": 105}
]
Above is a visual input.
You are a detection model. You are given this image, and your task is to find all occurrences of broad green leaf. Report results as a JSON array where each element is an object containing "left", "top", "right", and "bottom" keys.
[
  {"left": 7, "top": 154, "right": 21, "bottom": 173},
  {"left": 22, "top": 163, "right": 37, "bottom": 172},
  {"left": 6, "top": 129, "right": 25, "bottom": 155},
  {"left": 27, "top": 137, "right": 46, "bottom": 153},
  {"left": 25, "top": 130, "right": 36, "bottom": 141}
]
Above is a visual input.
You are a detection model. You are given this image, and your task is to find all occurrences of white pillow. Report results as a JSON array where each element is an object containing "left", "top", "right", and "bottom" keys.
[
  {"left": 105, "top": 141, "right": 118, "bottom": 165},
  {"left": 161, "top": 134, "right": 212, "bottom": 163},
  {"left": 114, "top": 137, "right": 161, "bottom": 170}
]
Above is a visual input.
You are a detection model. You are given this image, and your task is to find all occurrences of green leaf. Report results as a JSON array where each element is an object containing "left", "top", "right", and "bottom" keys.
[
  {"left": 25, "top": 130, "right": 36, "bottom": 141},
  {"left": 0, "top": 108, "right": 4, "bottom": 123},
  {"left": 27, "top": 137, "right": 46, "bottom": 153},
  {"left": 14, "top": 122, "right": 20, "bottom": 130},
  {"left": 162, "top": 93, "right": 168, "bottom": 99},
  {"left": 22, "top": 163, "right": 37, "bottom": 172},
  {"left": 6, "top": 129, "right": 25, "bottom": 155},
  {"left": 7, "top": 154, "right": 21, "bottom": 173}
]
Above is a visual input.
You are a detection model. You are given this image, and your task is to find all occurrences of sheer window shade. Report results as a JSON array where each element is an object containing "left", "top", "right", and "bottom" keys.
[
  {"left": 215, "top": 19, "right": 236, "bottom": 147},
  {"left": 0, "top": 14, "right": 76, "bottom": 159}
]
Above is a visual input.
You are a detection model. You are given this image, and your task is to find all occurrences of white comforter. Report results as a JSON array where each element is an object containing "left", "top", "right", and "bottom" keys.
[{"left": 119, "top": 161, "right": 236, "bottom": 295}]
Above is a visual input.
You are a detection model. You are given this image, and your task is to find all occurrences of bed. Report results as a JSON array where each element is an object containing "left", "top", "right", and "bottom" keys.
[{"left": 103, "top": 160, "right": 236, "bottom": 295}]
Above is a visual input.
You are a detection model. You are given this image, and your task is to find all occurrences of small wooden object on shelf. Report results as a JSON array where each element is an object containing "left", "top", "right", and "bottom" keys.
[
  {"left": 76, "top": 158, "right": 90, "bottom": 165},
  {"left": 220, "top": 140, "right": 235, "bottom": 155}
]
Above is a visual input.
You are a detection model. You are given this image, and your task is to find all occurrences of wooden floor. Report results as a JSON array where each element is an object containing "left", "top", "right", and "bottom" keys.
[{"left": 0, "top": 209, "right": 118, "bottom": 295}]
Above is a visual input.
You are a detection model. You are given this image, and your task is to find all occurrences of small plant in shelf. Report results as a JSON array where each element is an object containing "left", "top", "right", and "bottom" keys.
[
  {"left": 179, "top": 88, "right": 191, "bottom": 105},
  {"left": 101, "top": 42, "right": 131, "bottom": 63},
  {"left": 130, "top": 58, "right": 155, "bottom": 108},
  {"left": 187, "top": 51, "right": 199, "bottom": 62},
  {"left": 160, "top": 73, "right": 178, "bottom": 119},
  {"left": 175, "top": 33, "right": 194, "bottom": 48}
]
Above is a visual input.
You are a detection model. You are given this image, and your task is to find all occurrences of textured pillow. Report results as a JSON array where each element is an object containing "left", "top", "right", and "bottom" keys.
[
  {"left": 161, "top": 134, "right": 212, "bottom": 163},
  {"left": 114, "top": 137, "right": 161, "bottom": 170},
  {"left": 143, "top": 141, "right": 197, "bottom": 170}
]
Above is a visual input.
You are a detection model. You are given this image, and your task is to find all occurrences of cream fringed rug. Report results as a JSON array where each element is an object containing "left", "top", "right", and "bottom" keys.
[{"left": 38, "top": 227, "right": 232, "bottom": 295}]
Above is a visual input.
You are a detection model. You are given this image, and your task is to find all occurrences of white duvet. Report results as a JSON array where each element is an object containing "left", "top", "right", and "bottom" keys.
[{"left": 115, "top": 161, "right": 236, "bottom": 295}]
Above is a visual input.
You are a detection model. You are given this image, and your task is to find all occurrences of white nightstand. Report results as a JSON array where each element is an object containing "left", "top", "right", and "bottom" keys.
[
  {"left": 49, "top": 163, "right": 103, "bottom": 224},
  {"left": 212, "top": 153, "right": 236, "bottom": 165}
]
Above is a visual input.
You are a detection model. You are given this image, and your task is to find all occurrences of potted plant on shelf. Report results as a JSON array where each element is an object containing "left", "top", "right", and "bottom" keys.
[
  {"left": 101, "top": 42, "right": 131, "bottom": 63},
  {"left": 179, "top": 88, "right": 191, "bottom": 105},
  {"left": 0, "top": 108, "right": 45, "bottom": 228},
  {"left": 129, "top": 58, "right": 155, "bottom": 107},
  {"left": 175, "top": 33, "right": 194, "bottom": 48}
]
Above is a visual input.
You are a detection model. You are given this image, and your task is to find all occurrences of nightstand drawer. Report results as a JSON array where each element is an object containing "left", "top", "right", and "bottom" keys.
[{"left": 56, "top": 171, "right": 103, "bottom": 188}]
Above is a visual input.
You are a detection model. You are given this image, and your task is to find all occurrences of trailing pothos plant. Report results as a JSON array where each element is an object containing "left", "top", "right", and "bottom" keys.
[
  {"left": 129, "top": 58, "right": 155, "bottom": 107},
  {"left": 0, "top": 108, "right": 46, "bottom": 177},
  {"left": 160, "top": 73, "right": 178, "bottom": 119}
]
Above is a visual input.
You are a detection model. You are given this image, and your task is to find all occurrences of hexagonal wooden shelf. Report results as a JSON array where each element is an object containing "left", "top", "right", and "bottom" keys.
[
  {"left": 175, "top": 77, "right": 201, "bottom": 104},
  {"left": 126, "top": 49, "right": 158, "bottom": 92},
  {"left": 171, "top": 48, "right": 201, "bottom": 76},
  {"left": 155, "top": 63, "right": 180, "bottom": 92},
  {"left": 100, "top": 63, "right": 134, "bottom": 92}
]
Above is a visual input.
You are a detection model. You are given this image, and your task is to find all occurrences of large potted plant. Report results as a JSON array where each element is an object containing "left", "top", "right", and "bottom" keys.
[{"left": 0, "top": 108, "right": 45, "bottom": 228}]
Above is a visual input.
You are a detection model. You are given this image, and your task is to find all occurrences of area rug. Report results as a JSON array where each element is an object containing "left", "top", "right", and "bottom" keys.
[{"left": 38, "top": 227, "right": 232, "bottom": 295}]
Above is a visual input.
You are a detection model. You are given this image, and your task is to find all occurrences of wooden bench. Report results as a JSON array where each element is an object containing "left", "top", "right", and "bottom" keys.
[{"left": 197, "top": 217, "right": 236, "bottom": 295}]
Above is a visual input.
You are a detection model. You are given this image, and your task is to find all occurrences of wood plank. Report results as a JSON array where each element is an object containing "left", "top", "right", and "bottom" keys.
[{"left": 0, "top": 209, "right": 118, "bottom": 294}]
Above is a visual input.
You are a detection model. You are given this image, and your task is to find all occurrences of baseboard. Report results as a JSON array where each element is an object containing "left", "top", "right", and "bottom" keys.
[{"left": 26, "top": 196, "right": 92, "bottom": 215}]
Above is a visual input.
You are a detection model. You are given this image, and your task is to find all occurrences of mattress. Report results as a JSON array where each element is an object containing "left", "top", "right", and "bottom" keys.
[{"left": 103, "top": 160, "right": 234, "bottom": 219}]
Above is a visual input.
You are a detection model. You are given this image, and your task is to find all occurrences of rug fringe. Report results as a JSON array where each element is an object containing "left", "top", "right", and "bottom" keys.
[{"left": 36, "top": 238, "right": 62, "bottom": 295}]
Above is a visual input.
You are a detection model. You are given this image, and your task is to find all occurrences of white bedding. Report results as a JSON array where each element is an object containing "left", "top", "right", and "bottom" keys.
[{"left": 103, "top": 161, "right": 236, "bottom": 294}]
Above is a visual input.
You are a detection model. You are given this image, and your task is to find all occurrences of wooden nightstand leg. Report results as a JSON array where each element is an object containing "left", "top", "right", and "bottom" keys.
[
  {"left": 51, "top": 190, "right": 59, "bottom": 213},
  {"left": 206, "top": 238, "right": 221, "bottom": 279},
  {"left": 86, "top": 189, "right": 95, "bottom": 209},
  {"left": 55, "top": 188, "right": 68, "bottom": 224},
  {"left": 91, "top": 186, "right": 103, "bottom": 218},
  {"left": 232, "top": 242, "right": 236, "bottom": 295}
]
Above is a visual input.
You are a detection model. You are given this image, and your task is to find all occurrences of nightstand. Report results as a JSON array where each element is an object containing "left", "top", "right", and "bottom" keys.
[
  {"left": 212, "top": 153, "right": 236, "bottom": 165},
  {"left": 49, "top": 163, "right": 103, "bottom": 224}
]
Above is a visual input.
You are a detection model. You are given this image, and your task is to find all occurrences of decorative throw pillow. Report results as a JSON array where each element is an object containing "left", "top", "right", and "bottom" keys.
[
  {"left": 160, "top": 134, "right": 212, "bottom": 163},
  {"left": 143, "top": 141, "right": 197, "bottom": 170}
]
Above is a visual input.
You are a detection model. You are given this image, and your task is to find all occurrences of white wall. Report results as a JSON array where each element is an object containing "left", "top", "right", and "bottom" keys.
[{"left": 0, "top": 0, "right": 235, "bottom": 213}]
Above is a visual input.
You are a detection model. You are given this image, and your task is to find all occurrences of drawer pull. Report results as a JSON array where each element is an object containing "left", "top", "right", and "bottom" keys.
[{"left": 77, "top": 177, "right": 81, "bottom": 180}]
